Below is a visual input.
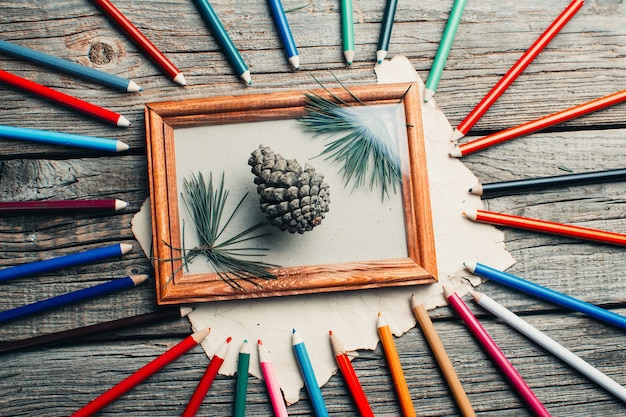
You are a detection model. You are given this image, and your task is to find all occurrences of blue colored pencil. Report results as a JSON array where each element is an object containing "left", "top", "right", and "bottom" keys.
[
  {"left": 0, "top": 274, "right": 148, "bottom": 324},
  {"left": 0, "top": 243, "right": 133, "bottom": 283},
  {"left": 0, "top": 39, "right": 141, "bottom": 92},
  {"left": 376, "top": 0, "right": 399, "bottom": 63},
  {"left": 0, "top": 124, "right": 129, "bottom": 152},
  {"left": 292, "top": 329, "right": 329, "bottom": 417},
  {"left": 466, "top": 261, "right": 626, "bottom": 331},
  {"left": 193, "top": 0, "right": 252, "bottom": 85},
  {"left": 267, "top": 0, "right": 299, "bottom": 69}
]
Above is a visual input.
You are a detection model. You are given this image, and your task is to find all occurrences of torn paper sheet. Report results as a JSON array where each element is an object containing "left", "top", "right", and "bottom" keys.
[{"left": 131, "top": 55, "right": 514, "bottom": 405}]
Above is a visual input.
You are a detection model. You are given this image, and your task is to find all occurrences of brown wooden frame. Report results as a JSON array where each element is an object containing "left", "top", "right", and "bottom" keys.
[{"left": 145, "top": 83, "right": 437, "bottom": 305}]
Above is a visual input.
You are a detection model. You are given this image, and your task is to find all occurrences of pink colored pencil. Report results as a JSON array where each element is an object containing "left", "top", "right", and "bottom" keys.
[
  {"left": 451, "top": 0, "right": 584, "bottom": 141},
  {"left": 182, "top": 336, "right": 232, "bottom": 417},
  {"left": 443, "top": 287, "right": 551, "bottom": 417},
  {"left": 258, "top": 339, "right": 289, "bottom": 417}
]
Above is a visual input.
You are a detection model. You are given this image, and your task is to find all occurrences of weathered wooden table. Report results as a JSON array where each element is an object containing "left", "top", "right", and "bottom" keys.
[{"left": 1, "top": 1, "right": 625, "bottom": 415}]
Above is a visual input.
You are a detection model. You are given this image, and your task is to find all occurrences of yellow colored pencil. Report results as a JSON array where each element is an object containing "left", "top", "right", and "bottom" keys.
[
  {"left": 411, "top": 296, "right": 475, "bottom": 417},
  {"left": 377, "top": 312, "right": 417, "bottom": 417}
]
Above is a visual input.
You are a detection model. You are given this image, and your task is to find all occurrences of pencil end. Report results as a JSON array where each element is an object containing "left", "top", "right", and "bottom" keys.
[
  {"left": 470, "top": 290, "right": 483, "bottom": 303},
  {"left": 119, "top": 243, "right": 134, "bottom": 254},
  {"left": 343, "top": 50, "right": 355, "bottom": 66},
  {"left": 462, "top": 210, "right": 477, "bottom": 221},
  {"left": 463, "top": 261, "right": 477, "bottom": 273},
  {"left": 442, "top": 285, "right": 455, "bottom": 299},
  {"left": 424, "top": 88, "right": 435, "bottom": 103},
  {"left": 126, "top": 80, "right": 142, "bottom": 93},
  {"left": 448, "top": 146, "right": 462, "bottom": 158},
  {"left": 450, "top": 129, "right": 464, "bottom": 142},
  {"left": 376, "top": 50, "right": 387, "bottom": 64},
  {"left": 173, "top": 73, "right": 187, "bottom": 86},
  {"left": 129, "top": 274, "right": 150, "bottom": 286},
  {"left": 468, "top": 183, "right": 483, "bottom": 195},
  {"left": 116, "top": 116, "right": 131, "bottom": 128},
  {"left": 241, "top": 71, "right": 252, "bottom": 86},
  {"left": 289, "top": 55, "right": 300, "bottom": 70},
  {"left": 192, "top": 327, "right": 211, "bottom": 343},
  {"left": 114, "top": 199, "right": 129, "bottom": 210},
  {"left": 180, "top": 306, "right": 194, "bottom": 317}
]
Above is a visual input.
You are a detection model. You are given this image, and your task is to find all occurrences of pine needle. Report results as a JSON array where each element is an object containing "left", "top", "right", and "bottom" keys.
[{"left": 160, "top": 171, "right": 278, "bottom": 291}]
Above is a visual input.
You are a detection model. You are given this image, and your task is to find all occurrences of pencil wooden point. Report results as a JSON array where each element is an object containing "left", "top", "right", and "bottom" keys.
[
  {"left": 126, "top": 80, "right": 142, "bottom": 92},
  {"left": 129, "top": 274, "right": 150, "bottom": 286},
  {"left": 376, "top": 50, "right": 387, "bottom": 64},
  {"left": 424, "top": 88, "right": 435, "bottom": 103},
  {"left": 329, "top": 330, "right": 346, "bottom": 356},
  {"left": 469, "top": 290, "right": 483, "bottom": 303},
  {"left": 241, "top": 71, "right": 252, "bottom": 85},
  {"left": 192, "top": 327, "right": 211, "bottom": 343},
  {"left": 289, "top": 55, "right": 300, "bottom": 70},
  {"left": 180, "top": 307, "right": 194, "bottom": 317},
  {"left": 462, "top": 210, "right": 477, "bottom": 220},
  {"left": 448, "top": 146, "right": 462, "bottom": 158},
  {"left": 344, "top": 50, "right": 355, "bottom": 65},
  {"left": 114, "top": 199, "right": 130, "bottom": 210},
  {"left": 116, "top": 115, "right": 132, "bottom": 127},
  {"left": 119, "top": 243, "right": 134, "bottom": 254},
  {"left": 450, "top": 129, "right": 464, "bottom": 142},
  {"left": 468, "top": 183, "right": 483, "bottom": 195},
  {"left": 442, "top": 285, "right": 456, "bottom": 299},
  {"left": 463, "top": 261, "right": 477, "bottom": 273},
  {"left": 173, "top": 73, "right": 188, "bottom": 86}
]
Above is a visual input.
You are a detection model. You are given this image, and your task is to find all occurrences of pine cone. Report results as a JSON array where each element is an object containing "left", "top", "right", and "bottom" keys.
[{"left": 248, "top": 145, "right": 330, "bottom": 234}]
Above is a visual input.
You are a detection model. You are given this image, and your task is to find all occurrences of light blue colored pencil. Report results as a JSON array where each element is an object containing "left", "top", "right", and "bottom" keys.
[
  {"left": 0, "top": 124, "right": 129, "bottom": 152},
  {"left": 0, "top": 274, "right": 148, "bottom": 324},
  {"left": 292, "top": 329, "right": 329, "bottom": 417},
  {"left": 0, "top": 39, "right": 141, "bottom": 92},
  {"left": 0, "top": 243, "right": 133, "bottom": 283},
  {"left": 466, "top": 261, "right": 626, "bottom": 331}
]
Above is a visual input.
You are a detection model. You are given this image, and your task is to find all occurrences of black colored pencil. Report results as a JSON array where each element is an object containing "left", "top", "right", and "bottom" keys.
[
  {"left": 470, "top": 168, "right": 626, "bottom": 199},
  {"left": 0, "top": 306, "right": 192, "bottom": 354}
]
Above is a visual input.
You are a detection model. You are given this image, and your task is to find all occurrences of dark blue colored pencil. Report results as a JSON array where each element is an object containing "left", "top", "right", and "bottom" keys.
[{"left": 0, "top": 275, "right": 148, "bottom": 324}]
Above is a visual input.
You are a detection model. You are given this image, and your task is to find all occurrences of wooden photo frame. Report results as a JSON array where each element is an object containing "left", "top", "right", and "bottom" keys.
[{"left": 145, "top": 83, "right": 437, "bottom": 305}]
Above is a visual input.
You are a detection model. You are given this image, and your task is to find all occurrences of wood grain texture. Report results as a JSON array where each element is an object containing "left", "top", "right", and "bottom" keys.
[{"left": 1, "top": 0, "right": 625, "bottom": 415}]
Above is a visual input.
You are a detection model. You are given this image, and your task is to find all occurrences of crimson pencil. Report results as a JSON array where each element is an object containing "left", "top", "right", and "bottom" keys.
[
  {"left": 91, "top": 0, "right": 186, "bottom": 86},
  {"left": 451, "top": 0, "right": 584, "bottom": 141},
  {"left": 329, "top": 331, "right": 374, "bottom": 417},
  {"left": 443, "top": 287, "right": 550, "bottom": 417},
  {"left": 0, "top": 199, "right": 128, "bottom": 213},
  {"left": 182, "top": 336, "right": 232, "bottom": 417},
  {"left": 450, "top": 88, "right": 626, "bottom": 157},
  {"left": 70, "top": 327, "right": 210, "bottom": 417},
  {"left": 464, "top": 209, "right": 626, "bottom": 247},
  {"left": 0, "top": 69, "right": 130, "bottom": 127}
]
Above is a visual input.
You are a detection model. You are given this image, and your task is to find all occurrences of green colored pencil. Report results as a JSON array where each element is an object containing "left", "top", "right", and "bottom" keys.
[
  {"left": 341, "top": 0, "right": 355, "bottom": 65},
  {"left": 424, "top": 0, "right": 467, "bottom": 102},
  {"left": 233, "top": 340, "right": 250, "bottom": 417}
]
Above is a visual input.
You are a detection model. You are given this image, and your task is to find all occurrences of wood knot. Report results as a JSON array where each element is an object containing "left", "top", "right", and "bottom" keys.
[{"left": 88, "top": 41, "right": 117, "bottom": 66}]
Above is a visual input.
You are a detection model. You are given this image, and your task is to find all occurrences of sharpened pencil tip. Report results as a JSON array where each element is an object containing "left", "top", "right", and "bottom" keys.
[
  {"left": 130, "top": 274, "right": 149, "bottom": 285},
  {"left": 119, "top": 243, "right": 134, "bottom": 254},
  {"left": 192, "top": 327, "right": 211, "bottom": 343},
  {"left": 127, "top": 80, "right": 142, "bottom": 93},
  {"left": 173, "top": 73, "right": 187, "bottom": 86},
  {"left": 180, "top": 306, "right": 194, "bottom": 317},
  {"left": 116, "top": 116, "right": 131, "bottom": 128}
]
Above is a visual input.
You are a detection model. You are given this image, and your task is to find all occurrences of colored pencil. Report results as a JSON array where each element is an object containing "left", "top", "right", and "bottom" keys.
[
  {"left": 443, "top": 287, "right": 550, "bottom": 417},
  {"left": 267, "top": 0, "right": 299, "bottom": 69},
  {"left": 0, "top": 69, "right": 131, "bottom": 127},
  {"left": 292, "top": 329, "right": 328, "bottom": 417},
  {"left": 377, "top": 313, "right": 416, "bottom": 417},
  {"left": 0, "top": 124, "right": 129, "bottom": 152},
  {"left": 91, "top": 0, "right": 186, "bottom": 85},
  {"left": 464, "top": 209, "right": 626, "bottom": 247},
  {"left": 341, "top": 0, "right": 355, "bottom": 65},
  {"left": 0, "top": 307, "right": 193, "bottom": 355},
  {"left": 329, "top": 330, "right": 374, "bottom": 417},
  {"left": 233, "top": 339, "right": 251, "bottom": 417},
  {"left": 450, "top": 88, "right": 626, "bottom": 156},
  {"left": 0, "top": 274, "right": 148, "bottom": 325},
  {"left": 423, "top": 0, "right": 467, "bottom": 103},
  {"left": 0, "top": 243, "right": 133, "bottom": 283},
  {"left": 376, "top": 0, "right": 399, "bottom": 64},
  {"left": 0, "top": 199, "right": 129, "bottom": 213},
  {"left": 411, "top": 296, "right": 475, "bottom": 417},
  {"left": 258, "top": 339, "right": 289, "bottom": 417},
  {"left": 450, "top": 0, "right": 584, "bottom": 141},
  {"left": 193, "top": 0, "right": 252, "bottom": 85},
  {"left": 0, "top": 39, "right": 141, "bottom": 92},
  {"left": 465, "top": 261, "right": 626, "bottom": 332},
  {"left": 70, "top": 327, "right": 210, "bottom": 417},
  {"left": 469, "top": 168, "right": 626, "bottom": 198},
  {"left": 471, "top": 291, "right": 626, "bottom": 403},
  {"left": 182, "top": 336, "right": 232, "bottom": 417}
]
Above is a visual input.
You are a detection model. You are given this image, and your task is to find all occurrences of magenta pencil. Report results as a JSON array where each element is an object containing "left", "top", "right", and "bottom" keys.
[
  {"left": 444, "top": 287, "right": 551, "bottom": 417},
  {"left": 0, "top": 199, "right": 128, "bottom": 213},
  {"left": 258, "top": 339, "right": 289, "bottom": 417}
]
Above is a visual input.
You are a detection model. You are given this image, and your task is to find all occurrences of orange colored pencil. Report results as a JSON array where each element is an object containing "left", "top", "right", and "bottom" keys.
[
  {"left": 70, "top": 328, "right": 210, "bottom": 417},
  {"left": 182, "top": 336, "right": 231, "bottom": 417},
  {"left": 451, "top": 0, "right": 584, "bottom": 141},
  {"left": 450, "top": 88, "right": 626, "bottom": 157},
  {"left": 377, "top": 313, "right": 416, "bottom": 417},
  {"left": 329, "top": 331, "right": 375, "bottom": 417},
  {"left": 464, "top": 209, "right": 626, "bottom": 247},
  {"left": 411, "top": 296, "right": 476, "bottom": 417}
]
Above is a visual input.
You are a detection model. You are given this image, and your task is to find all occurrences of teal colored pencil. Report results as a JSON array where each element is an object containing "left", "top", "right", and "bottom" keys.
[
  {"left": 233, "top": 340, "right": 250, "bottom": 417},
  {"left": 341, "top": 0, "right": 355, "bottom": 65},
  {"left": 0, "top": 39, "right": 141, "bottom": 92},
  {"left": 193, "top": 0, "right": 252, "bottom": 85},
  {"left": 424, "top": 0, "right": 467, "bottom": 102}
]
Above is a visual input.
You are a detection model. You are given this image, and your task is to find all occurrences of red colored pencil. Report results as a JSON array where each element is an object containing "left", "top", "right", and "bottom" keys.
[
  {"left": 182, "top": 336, "right": 232, "bottom": 417},
  {"left": 450, "top": 88, "right": 626, "bottom": 157},
  {"left": 329, "top": 331, "right": 375, "bottom": 417},
  {"left": 0, "top": 199, "right": 128, "bottom": 213},
  {"left": 0, "top": 69, "right": 130, "bottom": 127},
  {"left": 91, "top": 0, "right": 186, "bottom": 86},
  {"left": 464, "top": 209, "right": 626, "bottom": 247},
  {"left": 451, "top": 0, "right": 584, "bottom": 141},
  {"left": 70, "top": 327, "right": 210, "bottom": 417},
  {"left": 443, "top": 287, "right": 551, "bottom": 417}
]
